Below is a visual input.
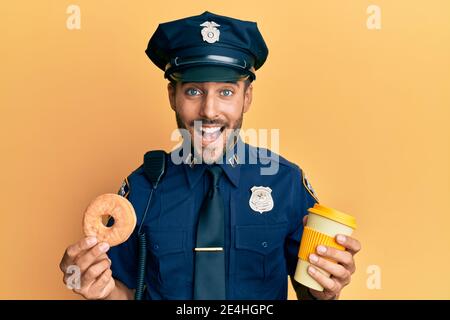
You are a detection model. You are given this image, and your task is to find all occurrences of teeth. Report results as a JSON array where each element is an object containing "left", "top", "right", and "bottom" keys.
[{"left": 201, "top": 127, "right": 221, "bottom": 134}]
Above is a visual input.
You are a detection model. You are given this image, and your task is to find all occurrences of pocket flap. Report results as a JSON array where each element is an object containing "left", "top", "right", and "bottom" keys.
[
  {"left": 235, "top": 223, "right": 287, "bottom": 255},
  {"left": 146, "top": 229, "right": 185, "bottom": 256}
]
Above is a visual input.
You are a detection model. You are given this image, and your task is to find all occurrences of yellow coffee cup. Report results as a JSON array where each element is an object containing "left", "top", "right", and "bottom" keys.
[{"left": 294, "top": 203, "right": 357, "bottom": 291}]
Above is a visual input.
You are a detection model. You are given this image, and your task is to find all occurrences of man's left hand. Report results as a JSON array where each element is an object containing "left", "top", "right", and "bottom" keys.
[{"left": 302, "top": 216, "right": 362, "bottom": 300}]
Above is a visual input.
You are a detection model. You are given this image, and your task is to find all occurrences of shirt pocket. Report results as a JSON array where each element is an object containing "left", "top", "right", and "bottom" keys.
[
  {"left": 146, "top": 229, "right": 189, "bottom": 292},
  {"left": 234, "top": 223, "right": 287, "bottom": 285}
]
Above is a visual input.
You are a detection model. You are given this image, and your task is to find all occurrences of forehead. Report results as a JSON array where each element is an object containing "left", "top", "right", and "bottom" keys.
[{"left": 178, "top": 81, "right": 241, "bottom": 88}]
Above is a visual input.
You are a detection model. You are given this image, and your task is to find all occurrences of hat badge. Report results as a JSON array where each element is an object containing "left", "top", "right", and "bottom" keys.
[
  {"left": 249, "top": 186, "right": 274, "bottom": 214},
  {"left": 200, "top": 21, "right": 220, "bottom": 43}
]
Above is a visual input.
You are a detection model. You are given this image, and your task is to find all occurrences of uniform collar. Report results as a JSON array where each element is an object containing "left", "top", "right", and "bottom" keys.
[{"left": 181, "top": 138, "right": 243, "bottom": 189}]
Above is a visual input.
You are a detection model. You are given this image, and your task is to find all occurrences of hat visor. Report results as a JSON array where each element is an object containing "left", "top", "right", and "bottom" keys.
[{"left": 168, "top": 65, "right": 251, "bottom": 83}]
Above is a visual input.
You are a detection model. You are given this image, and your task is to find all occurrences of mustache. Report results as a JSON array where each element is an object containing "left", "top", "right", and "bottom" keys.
[{"left": 188, "top": 119, "right": 228, "bottom": 127}]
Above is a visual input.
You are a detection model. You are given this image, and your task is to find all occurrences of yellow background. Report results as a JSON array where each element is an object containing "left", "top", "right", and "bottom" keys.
[{"left": 1, "top": 0, "right": 449, "bottom": 299}]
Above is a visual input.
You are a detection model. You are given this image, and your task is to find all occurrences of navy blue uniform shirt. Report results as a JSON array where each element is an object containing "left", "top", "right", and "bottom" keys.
[{"left": 108, "top": 141, "right": 318, "bottom": 300}]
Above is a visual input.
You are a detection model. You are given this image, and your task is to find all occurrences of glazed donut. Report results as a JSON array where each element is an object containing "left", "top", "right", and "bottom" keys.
[{"left": 83, "top": 193, "right": 137, "bottom": 247}]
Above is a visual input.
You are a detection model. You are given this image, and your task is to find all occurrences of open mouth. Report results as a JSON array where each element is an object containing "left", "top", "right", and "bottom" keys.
[{"left": 194, "top": 125, "right": 226, "bottom": 144}]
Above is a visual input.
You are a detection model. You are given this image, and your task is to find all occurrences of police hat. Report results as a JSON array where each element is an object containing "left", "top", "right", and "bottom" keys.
[{"left": 145, "top": 11, "right": 268, "bottom": 82}]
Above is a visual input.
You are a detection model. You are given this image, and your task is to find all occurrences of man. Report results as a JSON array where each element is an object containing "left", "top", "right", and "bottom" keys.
[{"left": 59, "top": 11, "right": 361, "bottom": 300}]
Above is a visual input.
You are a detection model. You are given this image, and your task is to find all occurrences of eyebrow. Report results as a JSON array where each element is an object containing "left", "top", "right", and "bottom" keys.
[{"left": 181, "top": 81, "right": 238, "bottom": 86}]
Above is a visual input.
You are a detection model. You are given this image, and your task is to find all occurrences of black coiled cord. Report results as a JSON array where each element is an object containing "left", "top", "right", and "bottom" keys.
[
  {"left": 134, "top": 188, "right": 154, "bottom": 300},
  {"left": 134, "top": 233, "right": 147, "bottom": 300}
]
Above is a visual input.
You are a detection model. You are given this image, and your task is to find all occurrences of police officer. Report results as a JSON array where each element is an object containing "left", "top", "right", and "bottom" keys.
[{"left": 59, "top": 11, "right": 361, "bottom": 300}]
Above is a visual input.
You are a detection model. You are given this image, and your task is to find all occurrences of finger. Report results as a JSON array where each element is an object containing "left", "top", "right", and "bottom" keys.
[
  {"left": 307, "top": 265, "right": 341, "bottom": 294},
  {"left": 302, "top": 215, "right": 308, "bottom": 226},
  {"left": 309, "top": 254, "right": 351, "bottom": 284},
  {"left": 89, "top": 269, "right": 115, "bottom": 299},
  {"left": 316, "top": 245, "right": 355, "bottom": 273},
  {"left": 60, "top": 237, "right": 98, "bottom": 272},
  {"left": 66, "top": 253, "right": 109, "bottom": 285},
  {"left": 73, "top": 242, "right": 110, "bottom": 273},
  {"left": 66, "top": 237, "right": 99, "bottom": 259},
  {"left": 95, "top": 253, "right": 111, "bottom": 263},
  {"left": 336, "top": 235, "right": 362, "bottom": 255},
  {"left": 81, "top": 258, "right": 112, "bottom": 287}
]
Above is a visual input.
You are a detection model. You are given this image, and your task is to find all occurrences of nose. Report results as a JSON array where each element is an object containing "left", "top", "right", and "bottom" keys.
[{"left": 199, "top": 91, "right": 219, "bottom": 120}]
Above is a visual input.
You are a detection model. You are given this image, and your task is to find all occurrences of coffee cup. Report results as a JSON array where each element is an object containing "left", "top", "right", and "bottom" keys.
[{"left": 294, "top": 203, "right": 357, "bottom": 291}]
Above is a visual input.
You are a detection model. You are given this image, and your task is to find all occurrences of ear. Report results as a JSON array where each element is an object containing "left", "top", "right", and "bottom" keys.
[
  {"left": 167, "top": 82, "right": 176, "bottom": 111},
  {"left": 243, "top": 83, "right": 253, "bottom": 113}
]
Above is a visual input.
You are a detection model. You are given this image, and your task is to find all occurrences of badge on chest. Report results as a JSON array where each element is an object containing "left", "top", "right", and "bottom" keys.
[{"left": 249, "top": 186, "right": 274, "bottom": 214}]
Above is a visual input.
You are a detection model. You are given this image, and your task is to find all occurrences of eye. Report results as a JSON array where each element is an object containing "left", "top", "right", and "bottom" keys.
[
  {"left": 185, "top": 88, "right": 201, "bottom": 96},
  {"left": 221, "top": 89, "right": 234, "bottom": 97}
]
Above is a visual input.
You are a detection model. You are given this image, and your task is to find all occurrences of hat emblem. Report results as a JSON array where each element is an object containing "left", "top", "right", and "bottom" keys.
[{"left": 200, "top": 21, "right": 220, "bottom": 43}]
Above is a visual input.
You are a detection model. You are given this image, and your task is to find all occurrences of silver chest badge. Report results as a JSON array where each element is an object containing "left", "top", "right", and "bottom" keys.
[
  {"left": 249, "top": 186, "right": 274, "bottom": 214},
  {"left": 200, "top": 21, "right": 220, "bottom": 43}
]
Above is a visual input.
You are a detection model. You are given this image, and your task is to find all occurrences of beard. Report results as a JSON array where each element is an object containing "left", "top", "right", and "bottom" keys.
[{"left": 176, "top": 109, "right": 243, "bottom": 164}]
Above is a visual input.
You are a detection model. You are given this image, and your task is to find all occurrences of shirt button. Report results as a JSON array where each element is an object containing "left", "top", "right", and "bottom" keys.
[
  {"left": 153, "top": 244, "right": 159, "bottom": 250},
  {"left": 262, "top": 241, "right": 268, "bottom": 248}
]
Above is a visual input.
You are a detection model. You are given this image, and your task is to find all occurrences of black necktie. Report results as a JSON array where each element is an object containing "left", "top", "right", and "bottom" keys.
[{"left": 193, "top": 165, "right": 226, "bottom": 299}]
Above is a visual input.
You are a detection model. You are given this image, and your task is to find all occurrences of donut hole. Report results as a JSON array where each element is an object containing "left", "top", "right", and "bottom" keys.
[{"left": 102, "top": 215, "right": 114, "bottom": 228}]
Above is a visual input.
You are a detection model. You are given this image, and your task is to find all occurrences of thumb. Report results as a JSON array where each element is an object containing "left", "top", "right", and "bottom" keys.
[{"left": 302, "top": 215, "right": 308, "bottom": 226}]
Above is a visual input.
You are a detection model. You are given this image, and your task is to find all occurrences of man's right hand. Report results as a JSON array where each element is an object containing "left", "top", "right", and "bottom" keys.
[{"left": 60, "top": 237, "right": 115, "bottom": 300}]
